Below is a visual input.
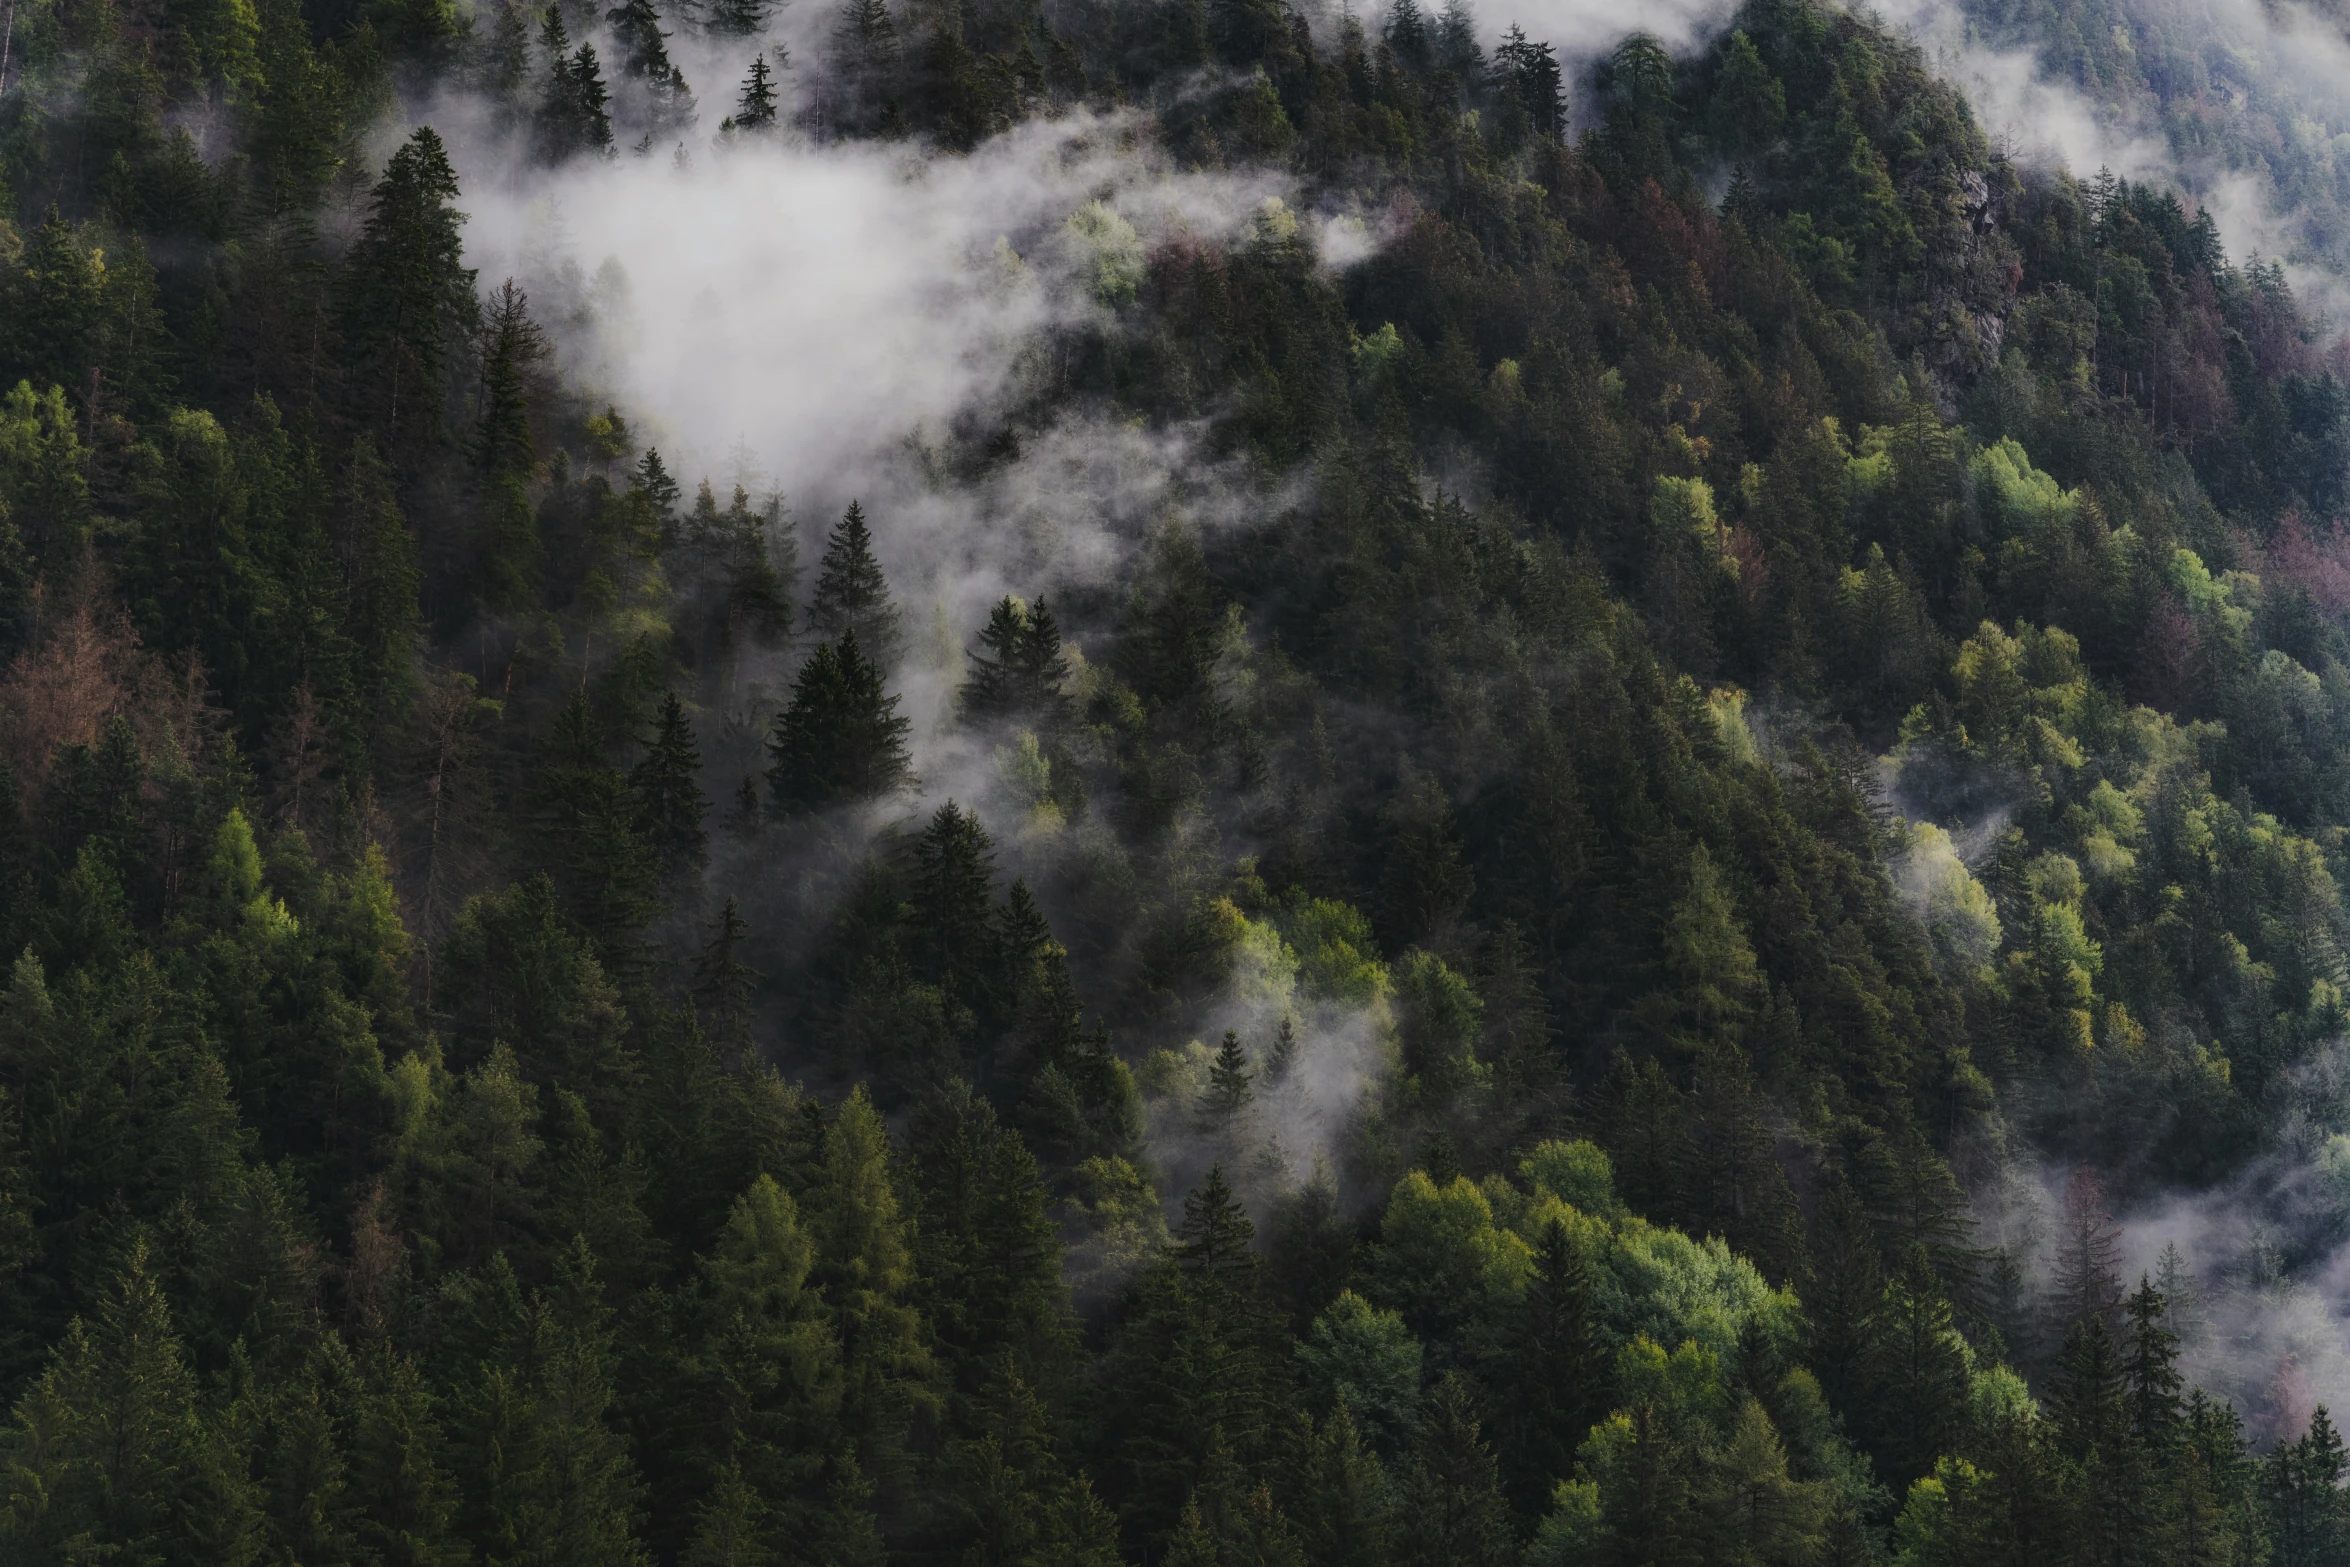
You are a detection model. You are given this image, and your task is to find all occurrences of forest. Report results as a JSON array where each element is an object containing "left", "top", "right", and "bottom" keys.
[{"left": 7, "top": 0, "right": 2350, "bottom": 1558}]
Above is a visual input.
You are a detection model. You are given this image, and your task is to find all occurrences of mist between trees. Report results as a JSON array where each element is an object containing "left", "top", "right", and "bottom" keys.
[{"left": 15, "top": 0, "right": 2350, "bottom": 1560}]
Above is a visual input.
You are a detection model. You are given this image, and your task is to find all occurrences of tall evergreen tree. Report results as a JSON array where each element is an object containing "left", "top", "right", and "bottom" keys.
[
  {"left": 340, "top": 127, "right": 479, "bottom": 452},
  {"left": 1489, "top": 1215, "right": 1605, "bottom": 1519},
  {"left": 731, "top": 54, "right": 779, "bottom": 130},
  {"left": 960, "top": 595, "right": 1072, "bottom": 724},
  {"left": 808, "top": 501, "right": 902, "bottom": 667},
  {"left": 766, "top": 632, "right": 913, "bottom": 817},
  {"left": 632, "top": 691, "right": 709, "bottom": 889},
  {"left": 606, "top": 0, "right": 696, "bottom": 132}
]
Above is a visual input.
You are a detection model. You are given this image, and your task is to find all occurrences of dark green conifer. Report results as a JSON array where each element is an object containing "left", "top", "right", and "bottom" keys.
[
  {"left": 766, "top": 632, "right": 912, "bottom": 817},
  {"left": 340, "top": 127, "right": 478, "bottom": 450},
  {"left": 733, "top": 54, "right": 779, "bottom": 129},
  {"left": 632, "top": 691, "right": 708, "bottom": 887},
  {"left": 808, "top": 502, "right": 902, "bottom": 666}
]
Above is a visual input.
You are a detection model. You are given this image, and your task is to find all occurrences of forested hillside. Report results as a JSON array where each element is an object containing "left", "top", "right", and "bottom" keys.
[{"left": 5, "top": 0, "right": 2350, "bottom": 1559}]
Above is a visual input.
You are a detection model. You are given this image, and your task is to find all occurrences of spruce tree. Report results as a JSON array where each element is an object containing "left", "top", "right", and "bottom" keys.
[
  {"left": 732, "top": 54, "right": 779, "bottom": 130},
  {"left": 2123, "top": 1274, "right": 2183, "bottom": 1452},
  {"left": 340, "top": 126, "right": 478, "bottom": 451},
  {"left": 961, "top": 595, "right": 1072, "bottom": 723},
  {"left": 909, "top": 800, "right": 998, "bottom": 1016},
  {"left": 693, "top": 897, "right": 757, "bottom": 1062},
  {"left": 1396, "top": 1375, "right": 1513, "bottom": 1567},
  {"left": 708, "top": 0, "right": 773, "bottom": 36},
  {"left": 1199, "top": 1029, "right": 1254, "bottom": 1132},
  {"left": 633, "top": 448, "right": 682, "bottom": 532},
  {"left": 473, "top": 278, "right": 545, "bottom": 478},
  {"left": 1490, "top": 1215, "right": 1605, "bottom": 1519},
  {"left": 766, "top": 632, "right": 913, "bottom": 817},
  {"left": 632, "top": 691, "right": 709, "bottom": 888},
  {"left": 908, "top": 1088, "right": 1072, "bottom": 1411},
  {"left": 606, "top": 0, "right": 696, "bottom": 131},
  {"left": 531, "top": 694, "right": 665, "bottom": 965},
  {"left": 808, "top": 501, "right": 903, "bottom": 667}
]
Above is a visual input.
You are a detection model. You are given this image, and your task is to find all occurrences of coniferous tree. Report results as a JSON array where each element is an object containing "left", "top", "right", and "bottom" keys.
[
  {"left": 341, "top": 127, "right": 479, "bottom": 452},
  {"left": 809, "top": 1087, "right": 939, "bottom": 1511},
  {"left": 531, "top": 695, "right": 664, "bottom": 964},
  {"left": 1200, "top": 1029, "right": 1254, "bottom": 1132},
  {"left": 1490, "top": 1214, "right": 1605, "bottom": 1519},
  {"left": 633, "top": 448, "right": 682, "bottom": 533},
  {"left": 1106, "top": 1165, "right": 1282, "bottom": 1541},
  {"left": 808, "top": 502, "right": 902, "bottom": 667},
  {"left": 708, "top": 0, "right": 774, "bottom": 36},
  {"left": 908, "top": 800, "right": 998, "bottom": 1017},
  {"left": 961, "top": 595, "right": 1072, "bottom": 724},
  {"left": 1396, "top": 1375, "right": 1514, "bottom": 1567},
  {"left": 632, "top": 691, "right": 708, "bottom": 889},
  {"left": 473, "top": 278, "right": 544, "bottom": 478},
  {"left": 606, "top": 0, "right": 695, "bottom": 132},
  {"left": 693, "top": 897, "right": 757, "bottom": 1062},
  {"left": 731, "top": 54, "right": 779, "bottom": 130},
  {"left": 766, "top": 632, "right": 912, "bottom": 817}
]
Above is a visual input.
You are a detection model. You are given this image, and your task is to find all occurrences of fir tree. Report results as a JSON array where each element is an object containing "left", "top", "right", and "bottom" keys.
[
  {"left": 766, "top": 632, "right": 913, "bottom": 817},
  {"left": 809, "top": 1087, "right": 940, "bottom": 1506},
  {"left": 1397, "top": 1375, "right": 1513, "bottom": 1567},
  {"left": 808, "top": 501, "right": 902, "bottom": 666}
]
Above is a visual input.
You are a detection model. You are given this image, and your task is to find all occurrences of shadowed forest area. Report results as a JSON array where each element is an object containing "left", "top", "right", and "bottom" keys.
[{"left": 8, "top": 0, "right": 2350, "bottom": 1559}]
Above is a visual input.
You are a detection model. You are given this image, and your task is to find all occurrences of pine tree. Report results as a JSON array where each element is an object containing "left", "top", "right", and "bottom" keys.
[
  {"left": 2052, "top": 1165, "right": 2124, "bottom": 1336},
  {"left": 0, "top": 1238, "right": 262, "bottom": 1557},
  {"left": 1286, "top": 1404, "right": 1396, "bottom": 1567},
  {"left": 766, "top": 632, "right": 913, "bottom": 817},
  {"left": 1804, "top": 1177, "right": 1882, "bottom": 1422},
  {"left": 808, "top": 502, "right": 902, "bottom": 667},
  {"left": 570, "top": 45, "right": 615, "bottom": 148},
  {"left": 348, "top": 1346, "right": 464, "bottom": 1567},
  {"left": 1864, "top": 1246, "right": 1972, "bottom": 1488},
  {"left": 1106, "top": 1165, "right": 1282, "bottom": 1540},
  {"left": 2055, "top": 1313, "right": 2127, "bottom": 1461},
  {"left": 632, "top": 691, "right": 708, "bottom": 888},
  {"left": 908, "top": 1087, "right": 1071, "bottom": 1398},
  {"left": 633, "top": 448, "right": 682, "bottom": 533}
]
